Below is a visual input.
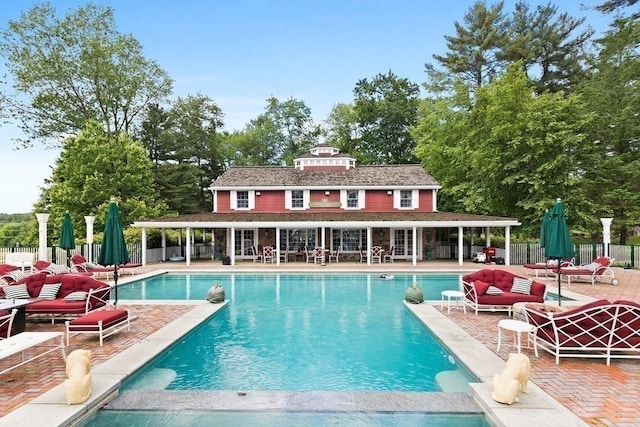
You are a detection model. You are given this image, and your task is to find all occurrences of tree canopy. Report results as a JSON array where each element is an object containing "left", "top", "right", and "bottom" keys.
[{"left": 0, "top": 2, "right": 172, "bottom": 146}]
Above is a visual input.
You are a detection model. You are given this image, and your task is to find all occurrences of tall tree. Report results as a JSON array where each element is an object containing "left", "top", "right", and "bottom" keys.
[
  {"left": 414, "top": 64, "right": 593, "bottom": 233},
  {"left": 427, "top": 1, "right": 508, "bottom": 90},
  {"left": 324, "top": 103, "right": 360, "bottom": 156},
  {"left": 0, "top": 3, "right": 173, "bottom": 146},
  {"left": 353, "top": 71, "right": 420, "bottom": 164},
  {"left": 577, "top": 17, "right": 640, "bottom": 243},
  {"left": 504, "top": 2, "right": 593, "bottom": 94},
  {"left": 33, "top": 120, "right": 169, "bottom": 241},
  {"left": 244, "top": 97, "right": 319, "bottom": 166}
]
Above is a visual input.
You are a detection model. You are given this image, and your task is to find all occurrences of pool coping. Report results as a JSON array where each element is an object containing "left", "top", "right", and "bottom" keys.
[{"left": 0, "top": 269, "right": 588, "bottom": 426}]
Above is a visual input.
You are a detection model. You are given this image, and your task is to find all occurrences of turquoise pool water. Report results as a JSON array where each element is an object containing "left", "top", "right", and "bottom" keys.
[
  {"left": 122, "top": 273, "right": 474, "bottom": 391},
  {"left": 78, "top": 273, "right": 491, "bottom": 426},
  {"left": 117, "top": 272, "right": 462, "bottom": 301}
]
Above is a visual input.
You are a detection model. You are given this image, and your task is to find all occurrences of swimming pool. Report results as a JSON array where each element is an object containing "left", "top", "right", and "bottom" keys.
[
  {"left": 116, "top": 272, "right": 463, "bottom": 301},
  {"left": 78, "top": 273, "right": 491, "bottom": 425},
  {"left": 121, "top": 273, "right": 474, "bottom": 391}
]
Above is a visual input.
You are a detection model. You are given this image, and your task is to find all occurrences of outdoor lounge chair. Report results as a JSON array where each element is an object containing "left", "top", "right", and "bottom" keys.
[
  {"left": 71, "top": 254, "right": 114, "bottom": 279},
  {"left": 558, "top": 256, "right": 619, "bottom": 286},
  {"left": 523, "top": 259, "right": 574, "bottom": 277}
]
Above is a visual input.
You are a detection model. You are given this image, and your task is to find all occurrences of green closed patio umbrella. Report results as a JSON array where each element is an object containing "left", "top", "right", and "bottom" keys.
[
  {"left": 545, "top": 199, "right": 575, "bottom": 306},
  {"left": 59, "top": 211, "right": 75, "bottom": 267},
  {"left": 97, "top": 199, "right": 130, "bottom": 308},
  {"left": 539, "top": 209, "right": 550, "bottom": 251}
]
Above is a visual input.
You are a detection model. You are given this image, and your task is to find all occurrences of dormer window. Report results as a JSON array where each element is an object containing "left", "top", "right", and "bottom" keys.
[
  {"left": 285, "top": 190, "right": 309, "bottom": 210},
  {"left": 291, "top": 190, "right": 304, "bottom": 208}
]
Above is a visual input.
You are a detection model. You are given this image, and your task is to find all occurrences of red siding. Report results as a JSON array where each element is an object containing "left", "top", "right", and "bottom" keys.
[
  {"left": 255, "top": 191, "right": 285, "bottom": 212},
  {"left": 216, "top": 189, "right": 436, "bottom": 213}
]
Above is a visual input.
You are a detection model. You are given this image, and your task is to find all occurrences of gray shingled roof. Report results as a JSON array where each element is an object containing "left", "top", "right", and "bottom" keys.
[
  {"left": 136, "top": 211, "right": 518, "bottom": 224},
  {"left": 210, "top": 165, "right": 440, "bottom": 188}
]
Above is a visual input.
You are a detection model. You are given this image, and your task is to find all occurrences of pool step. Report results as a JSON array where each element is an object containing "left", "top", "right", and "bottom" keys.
[{"left": 104, "top": 390, "right": 483, "bottom": 414}]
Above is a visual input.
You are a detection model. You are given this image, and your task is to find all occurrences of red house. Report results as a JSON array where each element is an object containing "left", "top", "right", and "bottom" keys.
[{"left": 134, "top": 145, "right": 520, "bottom": 265}]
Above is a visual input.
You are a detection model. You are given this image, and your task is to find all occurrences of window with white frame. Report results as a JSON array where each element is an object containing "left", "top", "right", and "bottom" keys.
[
  {"left": 400, "top": 190, "right": 412, "bottom": 208},
  {"left": 346, "top": 190, "right": 359, "bottom": 208},
  {"left": 230, "top": 190, "right": 255, "bottom": 210},
  {"left": 394, "top": 189, "right": 418, "bottom": 210},
  {"left": 285, "top": 190, "right": 309, "bottom": 210},
  {"left": 341, "top": 189, "right": 364, "bottom": 210},
  {"left": 236, "top": 191, "right": 249, "bottom": 208},
  {"left": 291, "top": 190, "right": 304, "bottom": 208}
]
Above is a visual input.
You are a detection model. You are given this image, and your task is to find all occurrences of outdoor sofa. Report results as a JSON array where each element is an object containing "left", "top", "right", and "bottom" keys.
[
  {"left": 461, "top": 269, "right": 547, "bottom": 316},
  {"left": 523, "top": 299, "right": 640, "bottom": 365},
  {"left": 0, "top": 272, "right": 111, "bottom": 322}
]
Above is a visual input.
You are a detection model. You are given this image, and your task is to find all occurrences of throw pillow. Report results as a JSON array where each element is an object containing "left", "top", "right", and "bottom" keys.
[
  {"left": 485, "top": 286, "right": 504, "bottom": 295},
  {"left": 584, "top": 262, "right": 601, "bottom": 272},
  {"left": 511, "top": 277, "right": 533, "bottom": 295},
  {"left": 474, "top": 280, "right": 491, "bottom": 295},
  {"left": 45, "top": 264, "right": 71, "bottom": 274},
  {"left": 38, "top": 283, "right": 62, "bottom": 300},
  {"left": 5, "top": 270, "right": 27, "bottom": 283},
  {"left": 64, "top": 291, "right": 88, "bottom": 302},
  {"left": 2, "top": 284, "right": 31, "bottom": 299}
]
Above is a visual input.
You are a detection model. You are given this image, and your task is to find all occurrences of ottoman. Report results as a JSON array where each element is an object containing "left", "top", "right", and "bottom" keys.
[{"left": 65, "top": 309, "right": 130, "bottom": 346}]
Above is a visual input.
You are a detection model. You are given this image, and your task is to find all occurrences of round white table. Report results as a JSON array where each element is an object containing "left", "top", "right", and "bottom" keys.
[
  {"left": 440, "top": 290, "right": 465, "bottom": 314},
  {"left": 497, "top": 319, "right": 538, "bottom": 356}
]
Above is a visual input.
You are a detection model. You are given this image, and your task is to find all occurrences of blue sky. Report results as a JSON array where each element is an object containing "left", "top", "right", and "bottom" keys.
[{"left": 0, "top": 0, "right": 610, "bottom": 214}]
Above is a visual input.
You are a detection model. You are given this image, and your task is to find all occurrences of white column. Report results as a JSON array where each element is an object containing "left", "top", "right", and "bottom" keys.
[
  {"left": 601, "top": 218, "right": 613, "bottom": 258},
  {"left": 485, "top": 227, "right": 491, "bottom": 248},
  {"left": 505, "top": 226, "right": 511, "bottom": 265},
  {"left": 412, "top": 226, "right": 417, "bottom": 266},
  {"left": 276, "top": 227, "right": 281, "bottom": 265},
  {"left": 84, "top": 216, "right": 95, "bottom": 263},
  {"left": 186, "top": 227, "right": 191, "bottom": 266},
  {"left": 367, "top": 227, "right": 372, "bottom": 265},
  {"left": 230, "top": 227, "right": 235, "bottom": 265},
  {"left": 35, "top": 213, "right": 50, "bottom": 261},
  {"left": 141, "top": 227, "right": 147, "bottom": 265},
  {"left": 458, "top": 226, "right": 464, "bottom": 266},
  {"left": 161, "top": 228, "right": 166, "bottom": 261}
]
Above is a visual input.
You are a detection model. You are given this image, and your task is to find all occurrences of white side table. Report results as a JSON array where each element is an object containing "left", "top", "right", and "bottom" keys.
[
  {"left": 497, "top": 319, "right": 538, "bottom": 356},
  {"left": 440, "top": 290, "right": 465, "bottom": 314}
]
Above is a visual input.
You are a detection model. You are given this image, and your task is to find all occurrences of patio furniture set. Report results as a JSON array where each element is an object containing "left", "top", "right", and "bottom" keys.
[
  {"left": 0, "top": 264, "right": 133, "bottom": 375},
  {"left": 454, "top": 264, "right": 638, "bottom": 364}
]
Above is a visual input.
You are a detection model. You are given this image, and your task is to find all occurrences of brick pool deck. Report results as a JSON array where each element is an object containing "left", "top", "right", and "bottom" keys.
[{"left": 1, "top": 261, "right": 638, "bottom": 426}]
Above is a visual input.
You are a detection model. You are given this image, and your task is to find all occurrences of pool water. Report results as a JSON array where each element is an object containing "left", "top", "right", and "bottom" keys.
[
  {"left": 122, "top": 273, "right": 475, "bottom": 392},
  {"left": 83, "top": 410, "right": 490, "bottom": 426},
  {"left": 117, "top": 272, "right": 462, "bottom": 301}
]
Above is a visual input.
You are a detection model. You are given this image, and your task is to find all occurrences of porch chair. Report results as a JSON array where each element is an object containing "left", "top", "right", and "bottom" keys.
[
  {"left": 263, "top": 246, "right": 275, "bottom": 264},
  {"left": 313, "top": 246, "right": 325, "bottom": 264},
  {"left": 279, "top": 247, "right": 288, "bottom": 263},
  {"left": 251, "top": 246, "right": 263, "bottom": 263},
  {"left": 371, "top": 246, "right": 383, "bottom": 263},
  {"left": 328, "top": 246, "right": 340, "bottom": 263},
  {"left": 383, "top": 246, "right": 395, "bottom": 263},
  {"left": 359, "top": 247, "right": 367, "bottom": 263},
  {"left": 0, "top": 309, "right": 17, "bottom": 339}
]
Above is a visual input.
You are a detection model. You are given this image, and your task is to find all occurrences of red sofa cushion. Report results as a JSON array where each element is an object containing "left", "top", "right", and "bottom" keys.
[
  {"left": 68, "top": 309, "right": 128, "bottom": 331},
  {"left": 27, "top": 299, "right": 87, "bottom": 315}
]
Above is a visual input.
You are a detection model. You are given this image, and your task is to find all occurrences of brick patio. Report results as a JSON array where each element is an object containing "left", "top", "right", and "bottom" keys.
[{"left": 1, "top": 262, "right": 638, "bottom": 426}]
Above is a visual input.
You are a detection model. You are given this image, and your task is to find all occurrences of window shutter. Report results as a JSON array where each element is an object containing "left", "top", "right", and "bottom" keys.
[
  {"left": 340, "top": 190, "right": 347, "bottom": 209},
  {"left": 230, "top": 191, "right": 237, "bottom": 210},
  {"left": 358, "top": 190, "right": 365, "bottom": 209},
  {"left": 285, "top": 190, "right": 292, "bottom": 209},
  {"left": 249, "top": 191, "right": 256, "bottom": 210},
  {"left": 412, "top": 190, "right": 419, "bottom": 209},
  {"left": 393, "top": 190, "right": 400, "bottom": 209}
]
